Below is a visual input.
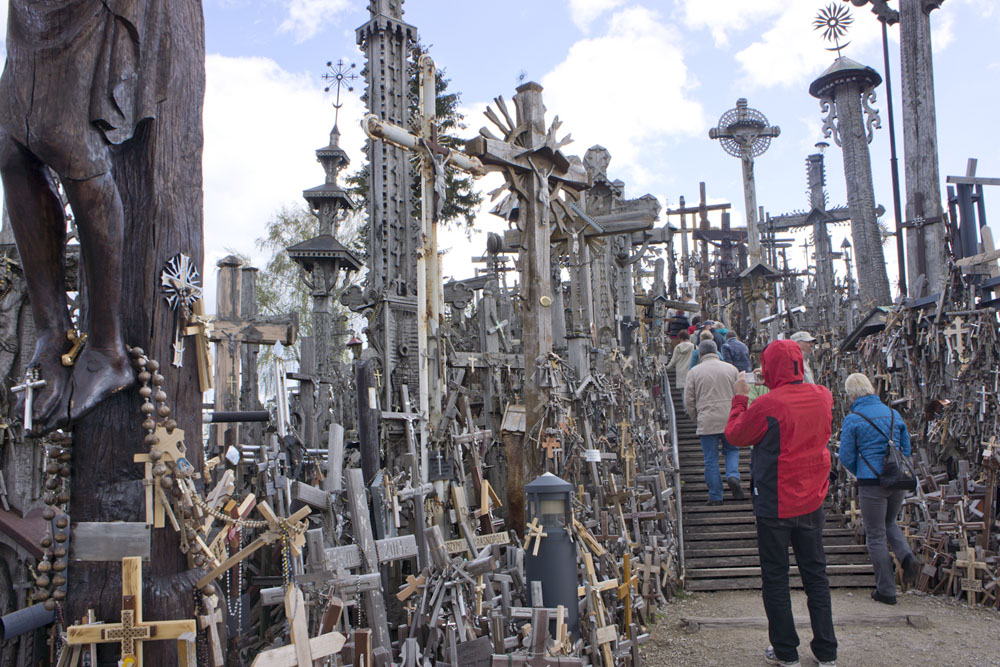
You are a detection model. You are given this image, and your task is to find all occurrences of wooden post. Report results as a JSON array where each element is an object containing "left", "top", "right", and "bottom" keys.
[
  {"left": 65, "top": 6, "right": 206, "bottom": 664},
  {"left": 345, "top": 469, "right": 391, "bottom": 661}
]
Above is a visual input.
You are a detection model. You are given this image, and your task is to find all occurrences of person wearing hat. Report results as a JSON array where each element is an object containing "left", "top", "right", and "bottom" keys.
[
  {"left": 790, "top": 331, "right": 817, "bottom": 384},
  {"left": 684, "top": 339, "right": 743, "bottom": 505}
]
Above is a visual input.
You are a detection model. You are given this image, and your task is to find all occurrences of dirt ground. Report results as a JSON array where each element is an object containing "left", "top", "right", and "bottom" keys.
[{"left": 641, "top": 588, "right": 1000, "bottom": 666}]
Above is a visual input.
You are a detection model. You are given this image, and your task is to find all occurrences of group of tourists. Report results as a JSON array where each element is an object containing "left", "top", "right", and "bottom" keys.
[{"left": 666, "top": 309, "right": 920, "bottom": 667}]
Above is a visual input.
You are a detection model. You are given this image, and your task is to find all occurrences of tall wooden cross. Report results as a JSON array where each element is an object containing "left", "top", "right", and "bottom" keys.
[
  {"left": 66, "top": 557, "right": 197, "bottom": 667},
  {"left": 363, "top": 54, "right": 486, "bottom": 483},
  {"left": 210, "top": 257, "right": 298, "bottom": 450},
  {"left": 250, "top": 585, "right": 346, "bottom": 666},
  {"left": 467, "top": 82, "right": 589, "bottom": 491}
]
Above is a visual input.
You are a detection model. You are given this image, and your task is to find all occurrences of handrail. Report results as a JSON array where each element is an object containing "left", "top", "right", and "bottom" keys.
[{"left": 661, "top": 370, "right": 685, "bottom": 579}]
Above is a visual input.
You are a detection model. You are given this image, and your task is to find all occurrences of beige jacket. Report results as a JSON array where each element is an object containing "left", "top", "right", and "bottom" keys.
[
  {"left": 683, "top": 353, "right": 738, "bottom": 435},
  {"left": 665, "top": 341, "right": 695, "bottom": 388}
]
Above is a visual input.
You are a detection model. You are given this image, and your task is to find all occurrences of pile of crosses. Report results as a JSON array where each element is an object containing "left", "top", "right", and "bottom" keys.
[{"left": 822, "top": 263, "right": 1000, "bottom": 608}]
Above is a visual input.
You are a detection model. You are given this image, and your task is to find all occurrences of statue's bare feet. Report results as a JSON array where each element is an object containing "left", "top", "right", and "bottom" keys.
[
  {"left": 68, "top": 343, "right": 135, "bottom": 422},
  {"left": 17, "top": 335, "right": 73, "bottom": 436}
]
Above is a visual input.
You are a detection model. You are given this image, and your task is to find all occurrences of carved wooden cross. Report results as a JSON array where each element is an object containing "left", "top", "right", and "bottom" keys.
[
  {"left": 953, "top": 541, "right": 988, "bottom": 602},
  {"left": 209, "top": 258, "right": 297, "bottom": 448},
  {"left": 467, "top": 82, "right": 589, "bottom": 486},
  {"left": 250, "top": 585, "right": 345, "bottom": 666},
  {"left": 943, "top": 316, "right": 970, "bottom": 363},
  {"left": 66, "top": 558, "right": 197, "bottom": 667},
  {"left": 198, "top": 593, "right": 226, "bottom": 667},
  {"left": 541, "top": 435, "right": 562, "bottom": 462}
]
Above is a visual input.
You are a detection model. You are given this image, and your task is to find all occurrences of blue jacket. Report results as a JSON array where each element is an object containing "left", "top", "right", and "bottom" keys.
[
  {"left": 721, "top": 338, "right": 751, "bottom": 372},
  {"left": 838, "top": 395, "right": 911, "bottom": 484}
]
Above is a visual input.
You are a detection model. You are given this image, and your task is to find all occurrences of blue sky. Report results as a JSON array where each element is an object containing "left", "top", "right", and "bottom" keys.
[{"left": 3, "top": 1, "right": 999, "bottom": 307}]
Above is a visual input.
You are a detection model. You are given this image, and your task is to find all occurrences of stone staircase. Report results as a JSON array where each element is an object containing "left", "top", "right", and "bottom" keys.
[{"left": 670, "top": 375, "right": 875, "bottom": 591}]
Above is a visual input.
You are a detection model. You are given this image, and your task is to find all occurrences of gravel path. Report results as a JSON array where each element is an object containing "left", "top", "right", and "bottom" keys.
[{"left": 642, "top": 588, "right": 1000, "bottom": 666}]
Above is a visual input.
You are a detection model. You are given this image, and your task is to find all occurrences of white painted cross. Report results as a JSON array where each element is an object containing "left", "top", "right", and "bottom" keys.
[
  {"left": 12, "top": 367, "right": 46, "bottom": 433},
  {"left": 363, "top": 54, "right": 486, "bottom": 484}
]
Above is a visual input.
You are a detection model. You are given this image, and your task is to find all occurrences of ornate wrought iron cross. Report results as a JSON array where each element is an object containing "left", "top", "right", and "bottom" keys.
[{"left": 322, "top": 59, "right": 358, "bottom": 129}]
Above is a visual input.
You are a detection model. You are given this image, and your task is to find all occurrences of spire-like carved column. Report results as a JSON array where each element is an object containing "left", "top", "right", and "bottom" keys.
[{"left": 811, "top": 58, "right": 892, "bottom": 306}]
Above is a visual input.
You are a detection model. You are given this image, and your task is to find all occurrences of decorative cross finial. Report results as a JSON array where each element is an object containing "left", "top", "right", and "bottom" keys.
[
  {"left": 814, "top": 3, "right": 855, "bottom": 57},
  {"left": 322, "top": 59, "right": 358, "bottom": 131}
]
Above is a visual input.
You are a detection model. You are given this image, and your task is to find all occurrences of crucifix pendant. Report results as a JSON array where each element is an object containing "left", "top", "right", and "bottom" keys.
[
  {"left": 171, "top": 311, "right": 186, "bottom": 369},
  {"left": 12, "top": 367, "right": 46, "bottom": 433}
]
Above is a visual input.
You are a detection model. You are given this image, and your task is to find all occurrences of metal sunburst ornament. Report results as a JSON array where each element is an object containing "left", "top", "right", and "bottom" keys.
[{"left": 813, "top": 3, "right": 854, "bottom": 57}]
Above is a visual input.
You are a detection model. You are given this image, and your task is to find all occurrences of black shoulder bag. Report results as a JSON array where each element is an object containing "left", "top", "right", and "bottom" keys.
[{"left": 851, "top": 410, "right": 917, "bottom": 491}]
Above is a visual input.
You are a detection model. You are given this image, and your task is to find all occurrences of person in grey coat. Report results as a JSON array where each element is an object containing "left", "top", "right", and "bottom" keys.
[{"left": 684, "top": 340, "right": 741, "bottom": 504}]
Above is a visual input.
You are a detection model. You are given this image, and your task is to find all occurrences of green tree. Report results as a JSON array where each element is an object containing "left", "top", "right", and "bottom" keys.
[
  {"left": 248, "top": 203, "right": 366, "bottom": 392},
  {"left": 345, "top": 42, "right": 483, "bottom": 233}
]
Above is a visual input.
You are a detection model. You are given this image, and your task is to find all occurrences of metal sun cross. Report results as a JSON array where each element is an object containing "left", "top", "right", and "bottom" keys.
[
  {"left": 813, "top": 3, "right": 854, "bottom": 57},
  {"left": 322, "top": 59, "right": 358, "bottom": 129}
]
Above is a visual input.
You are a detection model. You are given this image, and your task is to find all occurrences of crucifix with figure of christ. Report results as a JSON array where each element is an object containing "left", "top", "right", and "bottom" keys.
[
  {"left": 466, "top": 82, "right": 589, "bottom": 533},
  {"left": 363, "top": 53, "right": 486, "bottom": 484}
]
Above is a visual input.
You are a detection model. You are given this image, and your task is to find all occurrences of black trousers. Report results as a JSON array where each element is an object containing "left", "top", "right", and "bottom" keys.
[{"left": 756, "top": 506, "right": 838, "bottom": 663}]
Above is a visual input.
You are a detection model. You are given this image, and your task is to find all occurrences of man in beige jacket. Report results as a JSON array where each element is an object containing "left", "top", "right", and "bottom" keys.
[{"left": 684, "top": 340, "right": 742, "bottom": 504}]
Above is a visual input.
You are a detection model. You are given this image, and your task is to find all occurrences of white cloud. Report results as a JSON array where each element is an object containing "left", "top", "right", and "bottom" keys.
[
  {"left": 539, "top": 7, "right": 704, "bottom": 187},
  {"left": 279, "top": 0, "right": 352, "bottom": 43},
  {"left": 734, "top": 2, "right": 883, "bottom": 90},
  {"left": 678, "top": 0, "right": 786, "bottom": 47},
  {"left": 202, "top": 53, "right": 367, "bottom": 304},
  {"left": 567, "top": 0, "right": 626, "bottom": 33}
]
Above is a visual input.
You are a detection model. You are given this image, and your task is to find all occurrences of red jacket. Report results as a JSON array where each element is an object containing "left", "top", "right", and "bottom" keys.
[{"left": 724, "top": 340, "right": 832, "bottom": 519}]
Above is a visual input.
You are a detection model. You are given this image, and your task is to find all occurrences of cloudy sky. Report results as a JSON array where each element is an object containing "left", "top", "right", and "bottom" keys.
[{"left": 2, "top": 1, "right": 998, "bottom": 308}]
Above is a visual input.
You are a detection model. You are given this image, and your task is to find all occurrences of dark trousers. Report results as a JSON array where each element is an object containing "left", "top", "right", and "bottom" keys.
[{"left": 756, "top": 507, "right": 838, "bottom": 663}]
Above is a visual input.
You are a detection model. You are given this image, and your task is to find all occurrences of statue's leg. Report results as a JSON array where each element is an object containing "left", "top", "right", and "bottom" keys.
[
  {"left": 61, "top": 172, "right": 135, "bottom": 422},
  {"left": 0, "top": 132, "right": 74, "bottom": 433}
]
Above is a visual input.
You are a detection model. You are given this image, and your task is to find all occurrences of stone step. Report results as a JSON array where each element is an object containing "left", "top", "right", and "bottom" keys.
[{"left": 685, "top": 573, "right": 875, "bottom": 592}]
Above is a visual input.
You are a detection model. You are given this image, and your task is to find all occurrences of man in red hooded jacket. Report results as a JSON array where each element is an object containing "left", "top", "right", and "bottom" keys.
[{"left": 725, "top": 340, "right": 837, "bottom": 667}]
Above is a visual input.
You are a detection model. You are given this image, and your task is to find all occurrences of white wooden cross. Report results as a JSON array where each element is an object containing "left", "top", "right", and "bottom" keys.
[
  {"left": 250, "top": 585, "right": 345, "bottom": 666},
  {"left": 363, "top": 53, "right": 486, "bottom": 485}
]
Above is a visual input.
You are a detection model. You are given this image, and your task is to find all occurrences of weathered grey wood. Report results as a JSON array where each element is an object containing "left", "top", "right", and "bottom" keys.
[
  {"left": 345, "top": 468, "right": 390, "bottom": 655},
  {"left": 70, "top": 522, "right": 151, "bottom": 562},
  {"left": 290, "top": 481, "right": 330, "bottom": 511},
  {"left": 323, "top": 423, "right": 345, "bottom": 493},
  {"left": 811, "top": 62, "right": 891, "bottom": 306},
  {"left": 899, "top": 0, "right": 948, "bottom": 295}
]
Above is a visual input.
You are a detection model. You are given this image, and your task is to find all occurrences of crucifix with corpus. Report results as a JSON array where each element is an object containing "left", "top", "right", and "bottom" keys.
[
  {"left": 466, "top": 82, "right": 589, "bottom": 531},
  {"left": 363, "top": 54, "right": 486, "bottom": 484}
]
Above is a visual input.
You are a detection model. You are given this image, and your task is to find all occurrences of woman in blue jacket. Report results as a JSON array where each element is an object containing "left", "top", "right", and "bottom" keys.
[{"left": 838, "top": 373, "right": 920, "bottom": 605}]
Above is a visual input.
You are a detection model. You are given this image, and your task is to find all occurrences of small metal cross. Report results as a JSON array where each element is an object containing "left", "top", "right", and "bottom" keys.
[{"left": 12, "top": 368, "right": 46, "bottom": 433}]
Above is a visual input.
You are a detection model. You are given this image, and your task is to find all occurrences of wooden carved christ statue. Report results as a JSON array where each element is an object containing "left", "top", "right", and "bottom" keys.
[{"left": 0, "top": 1, "right": 171, "bottom": 434}]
